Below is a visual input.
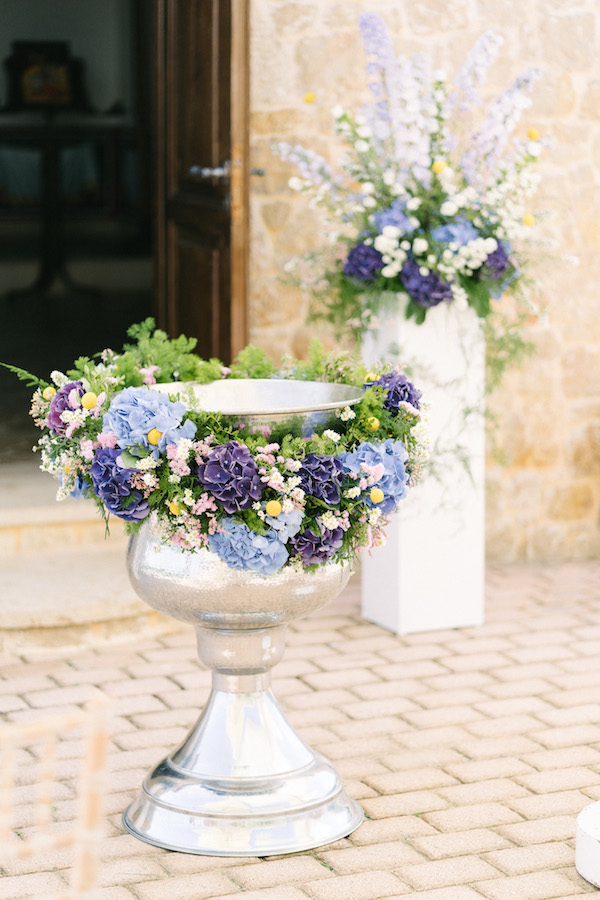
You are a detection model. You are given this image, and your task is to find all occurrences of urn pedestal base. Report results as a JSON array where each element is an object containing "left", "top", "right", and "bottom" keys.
[
  {"left": 123, "top": 516, "right": 364, "bottom": 856},
  {"left": 123, "top": 671, "right": 363, "bottom": 856}
]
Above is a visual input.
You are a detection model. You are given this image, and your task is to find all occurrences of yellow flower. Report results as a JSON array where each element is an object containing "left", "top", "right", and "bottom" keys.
[
  {"left": 370, "top": 486, "right": 384, "bottom": 504},
  {"left": 527, "top": 127, "right": 540, "bottom": 141},
  {"left": 367, "top": 416, "right": 380, "bottom": 431},
  {"left": 81, "top": 392, "right": 97, "bottom": 410},
  {"left": 169, "top": 501, "right": 181, "bottom": 515},
  {"left": 148, "top": 428, "right": 162, "bottom": 445},
  {"left": 365, "top": 371, "right": 376, "bottom": 382},
  {"left": 304, "top": 92, "right": 316, "bottom": 104},
  {"left": 523, "top": 213, "right": 536, "bottom": 226},
  {"left": 265, "top": 500, "right": 283, "bottom": 518},
  {"left": 42, "top": 386, "right": 56, "bottom": 401},
  {"left": 432, "top": 159, "right": 447, "bottom": 174}
]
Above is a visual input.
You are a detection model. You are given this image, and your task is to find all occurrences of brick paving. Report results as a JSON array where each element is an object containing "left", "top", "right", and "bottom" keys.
[{"left": 2, "top": 561, "right": 600, "bottom": 898}]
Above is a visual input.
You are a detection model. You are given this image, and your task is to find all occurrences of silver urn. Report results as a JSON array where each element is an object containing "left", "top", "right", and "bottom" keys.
[{"left": 122, "top": 379, "right": 364, "bottom": 856}]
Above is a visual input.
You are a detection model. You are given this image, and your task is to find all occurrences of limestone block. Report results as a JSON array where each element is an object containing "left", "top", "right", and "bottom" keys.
[
  {"left": 563, "top": 347, "right": 600, "bottom": 397},
  {"left": 528, "top": 520, "right": 570, "bottom": 561},
  {"left": 548, "top": 483, "right": 595, "bottom": 521},
  {"left": 261, "top": 201, "right": 291, "bottom": 232},
  {"left": 273, "top": 3, "right": 317, "bottom": 32},
  {"left": 571, "top": 425, "right": 600, "bottom": 477},
  {"left": 404, "top": 0, "right": 469, "bottom": 37},
  {"left": 540, "top": 13, "right": 596, "bottom": 71},
  {"left": 530, "top": 72, "right": 576, "bottom": 118},
  {"left": 570, "top": 525, "right": 600, "bottom": 559},
  {"left": 296, "top": 33, "right": 363, "bottom": 101}
]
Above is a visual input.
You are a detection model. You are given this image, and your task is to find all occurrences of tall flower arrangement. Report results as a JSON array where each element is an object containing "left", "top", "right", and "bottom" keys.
[
  {"left": 276, "top": 15, "right": 545, "bottom": 334},
  {"left": 5, "top": 320, "right": 429, "bottom": 576}
]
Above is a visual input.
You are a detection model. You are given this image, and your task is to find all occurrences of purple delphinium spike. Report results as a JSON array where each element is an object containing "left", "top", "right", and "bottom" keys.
[
  {"left": 461, "top": 67, "right": 540, "bottom": 187},
  {"left": 449, "top": 31, "right": 504, "bottom": 113}
]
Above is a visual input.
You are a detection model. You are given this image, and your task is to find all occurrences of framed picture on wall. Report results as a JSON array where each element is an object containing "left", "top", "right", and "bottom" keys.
[{"left": 3, "top": 41, "right": 90, "bottom": 112}]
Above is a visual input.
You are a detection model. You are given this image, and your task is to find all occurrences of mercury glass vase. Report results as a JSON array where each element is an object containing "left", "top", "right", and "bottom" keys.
[{"left": 122, "top": 379, "right": 364, "bottom": 856}]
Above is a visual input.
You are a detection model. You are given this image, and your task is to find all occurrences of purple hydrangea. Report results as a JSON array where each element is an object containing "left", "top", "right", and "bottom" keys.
[
  {"left": 298, "top": 454, "right": 345, "bottom": 505},
  {"left": 343, "top": 242, "right": 384, "bottom": 282},
  {"left": 400, "top": 258, "right": 453, "bottom": 308},
  {"left": 365, "top": 372, "right": 422, "bottom": 414},
  {"left": 340, "top": 439, "right": 409, "bottom": 514},
  {"left": 89, "top": 448, "right": 150, "bottom": 522},
  {"left": 374, "top": 199, "right": 414, "bottom": 234},
  {"left": 208, "top": 518, "right": 289, "bottom": 575},
  {"left": 102, "top": 387, "right": 197, "bottom": 458},
  {"left": 482, "top": 242, "right": 511, "bottom": 280},
  {"left": 290, "top": 526, "right": 344, "bottom": 566},
  {"left": 431, "top": 217, "right": 479, "bottom": 246},
  {"left": 47, "top": 381, "right": 85, "bottom": 434},
  {"left": 198, "top": 440, "right": 263, "bottom": 513}
]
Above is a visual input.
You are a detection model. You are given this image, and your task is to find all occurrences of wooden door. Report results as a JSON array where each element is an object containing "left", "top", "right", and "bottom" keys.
[{"left": 154, "top": 0, "right": 248, "bottom": 363}]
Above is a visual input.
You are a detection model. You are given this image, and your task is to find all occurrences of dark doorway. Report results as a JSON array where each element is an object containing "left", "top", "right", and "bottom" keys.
[{"left": 0, "top": 0, "right": 154, "bottom": 463}]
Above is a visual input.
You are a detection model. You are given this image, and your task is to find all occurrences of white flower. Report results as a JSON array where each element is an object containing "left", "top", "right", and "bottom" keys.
[
  {"left": 323, "top": 429, "right": 341, "bottom": 443},
  {"left": 138, "top": 455, "right": 159, "bottom": 470},
  {"left": 288, "top": 176, "right": 305, "bottom": 191},
  {"left": 382, "top": 225, "right": 401, "bottom": 239},
  {"left": 412, "top": 237, "right": 429, "bottom": 255},
  {"left": 354, "top": 139, "right": 370, "bottom": 153},
  {"left": 374, "top": 234, "right": 398, "bottom": 254},
  {"left": 319, "top": 511, "right": 338, "bottom": 531},
  {"left": 331, "top": 105, "right": 344, "bottom": 119},
  {"left": 363, "top": 196, "right": 377, "bottom": 208},
  {"left": 400, "top": 240, "right": 411, "bottom": 251},
  {"left": 338, "top": 406, "right": 356, "bottom": 421},
  {"left": 440, "top": 201, "right": 459, "bottom": 216},
  {"left": 50, "top": 371, "right": 69, "bottom": 387},
  {"left": 383, "top": 170, "right": 396, "bottom": 186},
  {"left": 345, "top": 486, "right": 361, "bottom": 499},
  {"left": 382, "top": 264, "right": 400, "bottom": 278},
  {"left": 406, "top": 197, "right": 421, "bottom": 211},
  {"left": 362, "top": 181, "right": 375, "bottom": 194},
  {"left": 356, "top": 125, "right": 373, "bottom": 138}
]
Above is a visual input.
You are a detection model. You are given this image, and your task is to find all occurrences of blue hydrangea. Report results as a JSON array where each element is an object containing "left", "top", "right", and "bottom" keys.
[
  {"left": 265, "top": 507, "right": 304, "bottom": 542},
  {"left": 102, "top": 387, "right": 197, "bottom": 458},
  {"left": 208, "top": 518, "right": 289, "bottom": 575},
  {"left": 431, "top": 217, "right": 479, "bottom": 246},
  {"left": 374, "top": 198, "right": 414, "bottom": 234},
  {"left": 340, "top": 439, "right": 409, "bottom": 514}
]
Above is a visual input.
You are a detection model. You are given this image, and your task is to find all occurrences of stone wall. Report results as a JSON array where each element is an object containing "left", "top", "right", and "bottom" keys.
[{"left": 248, "top": 0, "right": 600, "bottom": 562}]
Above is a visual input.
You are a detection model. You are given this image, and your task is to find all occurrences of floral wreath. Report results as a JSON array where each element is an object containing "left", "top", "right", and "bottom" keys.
[{"left": 7, "top": 320, "right": 429, "bottom": 576}]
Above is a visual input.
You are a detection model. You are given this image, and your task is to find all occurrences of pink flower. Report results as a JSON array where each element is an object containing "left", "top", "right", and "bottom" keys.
[
  {"left": 140, "top": 365, "right": 161, "bottom": 386},
  {"left": 97, "top": 432, "right": 118, "bottom": 449},
  {"left": 360, "top": 462, "right": 386, "bottom": 486},
  {"left": 80, "top": 439, "right": 95, "bottom": 460}
]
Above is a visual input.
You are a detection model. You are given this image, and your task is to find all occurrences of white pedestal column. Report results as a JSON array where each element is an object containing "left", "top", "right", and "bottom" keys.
[
  {"left": 361, "top": 300, "right": 486, "bottom": 635},
  {"left": 576, "top": 802, "right": 600, "bottom": 888}
]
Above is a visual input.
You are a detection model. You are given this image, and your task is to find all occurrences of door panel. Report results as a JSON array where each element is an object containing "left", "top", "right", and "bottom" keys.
[{"left": 154, "top": 0, "right": 248, "bottom": 363}]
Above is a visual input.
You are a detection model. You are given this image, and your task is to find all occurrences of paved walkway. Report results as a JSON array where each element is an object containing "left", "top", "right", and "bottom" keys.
[{"left": 2, "top": 562, "right": 600, "bottom": 899}]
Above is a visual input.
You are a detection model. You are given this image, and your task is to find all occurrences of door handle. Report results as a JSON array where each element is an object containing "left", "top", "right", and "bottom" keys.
[
  {"left": 189, "top": 161, "right": 230, "bottom": 181},
  {"left": 189, "top": 163, "right": 267, "bottom": 180}
]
